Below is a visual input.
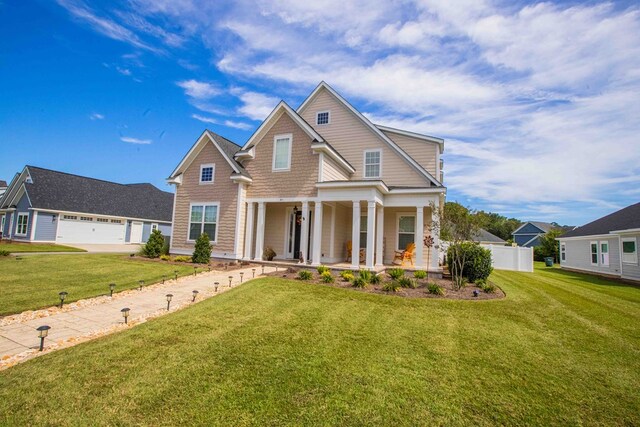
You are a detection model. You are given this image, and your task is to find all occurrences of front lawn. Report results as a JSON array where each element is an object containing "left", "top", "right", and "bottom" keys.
[
  {"left": 0, "top": 265, "right": 638, "bottom": 425},
  {"left": 0, "top": 255, "right": 198, "bottom": 316},
  {"left": 0, "top": 242, "right": 85, "bottom": 253}
]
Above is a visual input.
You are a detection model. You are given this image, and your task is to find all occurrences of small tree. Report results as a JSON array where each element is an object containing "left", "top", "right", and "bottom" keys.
[
  {"left": 192, "top": 232, "right": 212, "bottom": 264},
  {"left": 142, "top": 229, "right": 165, "bottom": 258},
  {"left": 537, "top": 229, "right": 563, "bottom": 262}
]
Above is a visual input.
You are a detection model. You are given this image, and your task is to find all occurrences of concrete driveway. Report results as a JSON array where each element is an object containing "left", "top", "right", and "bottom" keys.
[{"left": 68, "top": 244, "right": 142, "bottom": 253}]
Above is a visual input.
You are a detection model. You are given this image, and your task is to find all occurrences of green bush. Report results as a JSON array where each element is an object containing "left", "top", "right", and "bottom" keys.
[
  {"left": 0, "top": 249, "right": 10, "bottom": 257},
  {"left": 161, "top": 237, "right": 170, "bottom": 256},
  {"left": 475, "top": 277, "right": 487, "bottom": 286},
  {"left": 142, "top": 229, "right": 165, "bottom": 258},
  {"left": 446, "top": 242, "right": 493, "bottom": 283},
  {"left": 387, "top": 268, "right": 405, "bottom": 280},
  {"left": 340, "top": 271, "right": 355, "bottom": 282},
  {"left": 160, "top": 254, "right": 171, "bottom": 261},
  {"left": 317, "top": 265, "right": 330, "bottom": 274},
  {"left": 352, "top": 277, "right": 367, "bottom": 288},
  {"left": 414, "top": 270, "right": 427, "bottom": 279},
  {"left": 369, "top": 273, "right": 382, "bottom": 285},
  {"left": 398, "top": 276, "right": 417, "bottom": 289},
  {"left": 298, "top": 270, "right": 313, "bottom": 280},
  {"left": 482, "top": 282, "right": 497, "bottom": 293},
  {"left": 192, "top": 233, "right": 212, "bottom": 264},
  {"left": 427, "top": 283, "right": 444, "bottom": 295},
  {"left": 263, "top": 247, "right": 276, "bottom": 261},
  {"left": 358, "top": 269, "right": 372, "bottom": 283},
  {"left": 174, "top": 255, "right": 192, "bottom": 263},
  {"left": 382, "top": 281, "right": 401, "bottom": 292},
  {"left": 321, "top": 271, "right": 334, "bottom": 283}
]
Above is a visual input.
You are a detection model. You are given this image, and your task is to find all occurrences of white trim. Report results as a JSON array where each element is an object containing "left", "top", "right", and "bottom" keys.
[
  {"left": 151, "top": 223, "right": 159, "bottom": 233},
  {"left": 512, "top": 222, "right": 549, "bottom": 235},
  {"left": 557, "top": 234, "right": 614, "bottom": 241},
  {"left": 230, "top": 174, "right": 252, "bottom": 183},
  {"left": 316, "top": 110, "right": 330, "bottom": 125},
  {"left": 30, "top": 208, "right": 164, "bottom": 224},
  {"left": 590, "top": 241, "right": 599, "bottom": 266},
  {"left": 187, "top": 202, "right": 220, "bottom": 244},
  {"left": 363, "top": 148, "right": 382, "bottom": 179},
  {"left": 318, "top": 152, "right": 324, "bottom": 182},
  {"left": 329, "top": 204, "right": 336, "bottom": 259},
  {"left": 375, "top": 124, "right": 444, "bottom": 151},
  {"left": 272, "top": 133, "right": 293, "bottom": 172},
  {"left": 310, "top": 142, "right": 355, "bottom": 173},
  {"left": 610, "top": 228, "right": 640, "bottom": 234},
  {"left": 234, "top": 184, "right": 245, "bottom": 257},
  {"left": 599, "top": 240, "right": 609, "bottom": 267},
  {"left": 0, "top": 168, "right": 28, "bottom": 209},
  {"left": 244, "top": 202, "right": 255, "bottom": 260},
  {"left": 199, "top": 163, "right": 215, "bottom": 184},
  {"left": 621, "top": 236, "right": 638, "bottom": 265},
  {"left": 522, "top": 234, "right": 543, "bottom": 247},
  {"left": 15, "top": 212, "right": 29, "bottom": 237},
  {"left": 246, "top": 196, "right": 318, "bottom": 203},
  {"left": 168, "top": 130, "right": 241, "bottom": 180},
  {"left": 29, "top": 210, "right": 38, "bottom": 240}
]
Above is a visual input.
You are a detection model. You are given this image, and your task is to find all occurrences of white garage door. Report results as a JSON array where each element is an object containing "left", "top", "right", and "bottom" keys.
[{"left": 56, "top": 216, "right": 126, "bottom": 244}]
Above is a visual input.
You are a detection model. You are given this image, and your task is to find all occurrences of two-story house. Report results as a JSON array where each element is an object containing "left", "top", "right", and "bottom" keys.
[{"left": 167, "top": 82, "right": 446, "bottom": 272}]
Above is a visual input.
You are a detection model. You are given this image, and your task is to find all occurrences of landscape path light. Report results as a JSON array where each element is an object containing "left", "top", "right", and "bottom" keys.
[
  {"left": 228, "top": 276, "right": 232, "bottom": 287},
  {"left": 109, "top": 283, "right": 116, "bottom": 297},
  {"left": 239, "top": 272, "right": 244, "bottom": 283},
  {"left": 121, "top": 307, "right": 130, "bottom": 324},
  {"left": 58, "top": 291, "right": 68, "bottom": 308},
  {"left": 214, "top": 282, "right": 219, "bottom": 292},
  {"left": 166, "top": 294, "right": 173, "bottom": 310},
  {"left": 473, "top": 290, "right": 480, "bottom": 298},
  {"left": 193, "top": 266, "right": 197, "bottom": 276},
  {"left": 138, "top": 280, "right": 144, "bottom": 291},
  {"left": 162, "top": 275, "right": 167, "bottom": 284},
  {"left": 252, "top": 268, "right": 256, "bottom": 278},
  {"left": 192, "top": 290, "right": 199, "bottom": 302},
  {"left": 261, "top": 265, "right": 264, "bottom": 275},
  {"left": 174, "top": 270, "right": 178, "bottom": 281},
  {"left": 37, "top": 325, "right": 51, "bottom": 351},
  {"left": 208, "top": 266, "right": 211, "bottom": 272}
]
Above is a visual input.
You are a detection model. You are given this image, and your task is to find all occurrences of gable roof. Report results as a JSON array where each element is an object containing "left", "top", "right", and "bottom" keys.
[
  {"left": 512, "top": 221, "right": 554, "bottom": 234},
  {"left": 297, "top": 81, "right": 443, "bottom": 187},
  {"left": 375, "top": 124, "right": 444, "bottom": 153},
  {"left": 19, "top": 166, "right": 174, "bottom": 222},
  {"left": 561, "top": 202, "right": 640, "bottom": 238},
  {"left": 473, "top": 229, "right": 506, "bottom": 244}
]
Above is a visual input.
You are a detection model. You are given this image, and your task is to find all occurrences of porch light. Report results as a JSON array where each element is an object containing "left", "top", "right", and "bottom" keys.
[
  {"left": 138, "top": 280, "right": 144, "bottom": 291},
  {"left": 58, "top": 291, "right": 68, "bottom": 308},
  {"left": 252, "top": 268, "right": 256, "bottom": 278},
  {"left": 37, "top": 325, "right": 51, "bottom": 351},
  {"left": 121, "top": 307, "right": 130, "bottom": 324},
  {"left": 473, "top": 290, "right": 479, "bottom": 298},
  {"left": 109, "top": 283, "right": 116, "bottom": 297},
  {"left": 192, "top": 290, "right": 199, "bottom": 302},
  {"left": 214, "top": 282, "right": 219, "bottom": 292},
  {"left": 239, "top": 272, "right": 244, "bottom": 283},
  {"left": 166, "top": 294, "right": 173, "bottom": 310},
  {"left": 293, "top": 205, "right": 298, "bottom": 215},
  {"left": 228, "top": 276, "right": 232, "bottom": 287}
]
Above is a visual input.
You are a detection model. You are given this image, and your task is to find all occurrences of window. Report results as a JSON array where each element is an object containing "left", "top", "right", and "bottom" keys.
[
  {"left": 272, "top": 134, "right": 292, "bottom": 171},
  {"left": 560, "top": 242, "right": 566, "bottom": 262},
  {"left": 398, "top": 215, "right": 415, "bottom": 250},
  {"left": 622, "top": 237, "right": 637, "bottom": 264},
  {"left": 316, "top": 111, "right": 330, "bottom": 125},
  {"left": 600, "top": 241, "right": 609, "bottom": 266},
  {"left": 364, "top": 149, "right": 381, "bottom": 178},
  {"left": 111, "top": 219, "right": 122, "bottom": 224},
  {"left": 80, "top": 216, "right": 93, "bottom": 222},
  {"left": 15, "top": 213, "right": 28, "bottom": 236},
  {"left": 97, "top": 218, "right": 109, "bottom": 223},
  {"left": 200, "top": 164, "right": 215, "bottom": 184},
  {"left": 63, "top": 215, "right": 77, "bottom": 220},
  {"left": 590, "top": 241, "right": 598, "bottom": 265},
  {"left": 360, "top": 215, "right": 367, "bottom": 249},
  {"left": 189, "top": 203, "right": 218, "bottom": 242},
  {"left": 151, "top": 223, "right": 158, "bottom": 232}
]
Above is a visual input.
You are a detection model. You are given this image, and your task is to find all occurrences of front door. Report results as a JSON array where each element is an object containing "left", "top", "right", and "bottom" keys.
[
  {"left": 130, "top": 221, "right": 143, "bottom": 244},
  {"left": 286, "top": 209, "right": 302, "bottom": 259}
]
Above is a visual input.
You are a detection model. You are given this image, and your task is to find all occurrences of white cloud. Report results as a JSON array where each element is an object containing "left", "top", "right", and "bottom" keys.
[
  {"left": 191, "top": 114, "right": 252, "bottom": 130},
  {"left": 116, "top": 66, "right": 131, "bottom": 76},
  {"left": 233, "top": 90, "right": 280, "bottom": 121},
  {"left": 89, "top": 112, "right": 104, "bottom": 120},
  {"left": 176, "top": 79, "right": 219, "bottom": 99},
  {"left": 120, "top": 136, "right": 152, "bottom": 144}
]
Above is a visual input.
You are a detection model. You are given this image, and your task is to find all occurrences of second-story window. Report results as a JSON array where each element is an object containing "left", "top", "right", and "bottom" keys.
[
  {"left": 200, "top": 164, "right": 215, "bottom": 184},
  {"left": 364, "top": 149, "right": 381, "bottom": 178},
  {"left": 273, "top": 134, "right": 292, "bottom": 171},
  {"left": 316, "top": 111, "right": 330, "bottom": 125}
]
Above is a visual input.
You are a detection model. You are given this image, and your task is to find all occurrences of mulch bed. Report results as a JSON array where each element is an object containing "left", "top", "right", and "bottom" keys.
[{"left": 265, "top": 268, "right": 505, "bottom": 300}]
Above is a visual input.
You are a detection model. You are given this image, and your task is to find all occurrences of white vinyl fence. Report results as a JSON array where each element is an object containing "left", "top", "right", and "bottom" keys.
[{"left": 480, "top": 244, "right": 533, "bottom": 272}]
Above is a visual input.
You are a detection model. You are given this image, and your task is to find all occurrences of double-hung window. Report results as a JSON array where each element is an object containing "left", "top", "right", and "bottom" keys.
[
  {"left": 560, "top": 242, "right": 566, "bottom": 262},
  {"left": 622, "top": 237, "right": 638, "bottom": 264},
  {"left": 600, "top": 241, "right": 609, "bottom": 266},
  {"left": 272, "top": 134, "right": 292, "bottom": 171},
  {"left": 590, "top": 241, "right": 598, "bottom": 265},
  {"left": 398, "top": 215, "right": 415, "bottom": 250},
  {"left": 189, "top": 203, "right": 218, "bottom": 242},
  {"left": 200, "top": 164, "right": 215, "bottom": 184},
  {"left": 364, "top": 149, "right": 381, "bottom": 178},
  {"left": 15, "top": 213, "right": 28, "bottom": 236}
]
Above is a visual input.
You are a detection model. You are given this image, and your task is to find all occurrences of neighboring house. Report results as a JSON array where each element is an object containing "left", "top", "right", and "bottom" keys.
[
  {"left": 473, "top": 229, "right": 506, "bottom": 245},
  {"left": 0, "top": 180, "right": 7, "bottom": 198},
  {"left": 557, "top": 202, "right": 640, "bottom": 283},
  {"left": 512, "top": 221, "right": 554, "bottom": 247},
  {"left": 0, "top": 166, "right": 173, "bottom": 245},
  {"left": 168, "top": 81, "right": 446, "bottom": 271}
]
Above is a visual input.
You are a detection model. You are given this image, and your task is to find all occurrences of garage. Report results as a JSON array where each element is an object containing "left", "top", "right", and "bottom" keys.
[{"left": 56, "top": 215, "right": 125, "bottom": 244}]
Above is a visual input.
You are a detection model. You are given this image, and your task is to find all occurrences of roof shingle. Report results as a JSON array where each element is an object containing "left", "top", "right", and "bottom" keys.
[{"left": 561, "top": 202, "right": 640, "bottom": 238}]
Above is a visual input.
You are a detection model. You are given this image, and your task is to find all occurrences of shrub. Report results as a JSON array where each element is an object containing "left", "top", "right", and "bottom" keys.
[
  {"left": 387, "top": 268, "right": 405, "bottom": 280},
  {"left": 317, "top": 265, "right": 330, "bottom": 274},
  {"left": 161, "top": 236, "right": 170, "bottom": 256},
  {"left": 352, "top": 277, "right": 367, "bottom": 288},
  {"left": 142, "top": 229, "right": 165, "bottom": 258},
  {"left": 398, "top": 276, "right": 417, "bottom": 289},
  {"left": 0, "top": 249, "right": 10, "bottom": 257},
  {"left": 263, "top": 247, "right": 276, "bottom": 261},
  {"left": 414, "top": 270, "right": 427, "bottom": 279},
  {"left": 369, "top": 273, "right": 382, "bottom": 285},
  {"left": 174, "top": 255, "right": 192, "bottom": 263},
  {"left": 192, "top": 233, "right": 212, "bottom": 264},
  {"left": 358, "top": 269, "right": 372, "bottom": 283},
  {"left": 321, "top": 271, "right": 334, "bottom": 283},
  {"left": 427, "top": 283, "right": 444, "bottom": 295},
  {"left": 340, "top": 271, "right": 355, "bottom": 282},
  {"left": 298, "top": 270, "right": 313, "bottom": 280},
  {"left": 475, "top": 277, "right": 487, "bottom": 287},
  {"left": 447, "top": 242, "right": 493, "bottom": 284},
  {"left": 382, "top": 281, "right": 401, "bottom": 292},
  {"left": 482, "top": 282, "right": 497, "bottom": 293},
  {"left": 159, "top": 254, "right": 171, "bottom": 261}
]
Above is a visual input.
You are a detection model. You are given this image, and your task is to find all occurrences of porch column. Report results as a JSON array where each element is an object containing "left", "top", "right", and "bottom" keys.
[
  {"left": 254, "top": 202, "right": 266, "bottom": 260},
  {"left": 366, "top": 201, "right": 376, "bottom": 269},
  {"left": 244, "top": 202, "right": 255, "bottom": 260},
  {"left": 300, "top": 201, "right": 310, "bottom": 263},
  {"left": 351, "top": 201, "right": 361, "bottom": 269},
  {"left": 376, "top": 204, "right": 384, "bottom": 266},
  {"left": 415, "top": 205, "right": 424, "bottom": 269},
  {"left": 312, "top": 202, "right": 323, "bottom": 265}
]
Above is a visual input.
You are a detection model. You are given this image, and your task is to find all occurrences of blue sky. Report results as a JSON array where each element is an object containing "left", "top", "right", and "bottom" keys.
[{"left": 1, "top": 0, "right": 638, "bottom": 225}]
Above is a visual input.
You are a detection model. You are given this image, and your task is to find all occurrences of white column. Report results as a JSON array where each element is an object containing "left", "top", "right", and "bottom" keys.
[
  {"left": 365, "top": 201, "right": 376, "bottom": 269},
  {"left": 376, "top": 204, "right": 384, "bottom": 266},
  {"left": 351, "top": 201, "right": 361, "bottom": 269},
  {"left": 415, "top": 205, "right": 424, "bottom": 269},
  {"left": 312, "top": 202, "right": 323, "bottom": 265},
  {"left": 243, "top": 202, "right": 255, "bottom": 260},
  {"left": 254, "top": 202, "right": 266, "bottom": 260},
  {"left": 300, "top": 201, "right": 310, "bottom": 263}
]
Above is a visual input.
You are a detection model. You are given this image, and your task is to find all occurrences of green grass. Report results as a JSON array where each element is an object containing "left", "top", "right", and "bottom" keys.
[
  {"left": 0, "top": 242, "right": 85, "bottom": 253},
  {"left": 0, "top": 255, "right": 197, "bottom": 315},
  {"left": 0, "top": 264, "right": 639, "bottom": 425}
]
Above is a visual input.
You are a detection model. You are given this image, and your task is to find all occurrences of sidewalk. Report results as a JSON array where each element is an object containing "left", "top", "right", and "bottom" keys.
[{"left": 0, "top": 265, "right": 277, "bottom": 369}]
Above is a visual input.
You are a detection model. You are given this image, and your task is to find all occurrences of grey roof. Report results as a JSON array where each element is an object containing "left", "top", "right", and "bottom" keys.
[
  {"left": 514, "top": 221, "right": 554, "bottom": 233},
  {"left": 561, "top": 202, "right": 640, "bottom": 238},
  {"left": 207, "top": 130, "right": 251, "bottom": 178},
  {"left": 24, "top": 166, "right": 173, "bottom": 222},
  {"left": 473, "top": 229, "right": 506, "bottom": 243},
  {"left": 0, "top": 180, "right": 6, "bottom": 187}
]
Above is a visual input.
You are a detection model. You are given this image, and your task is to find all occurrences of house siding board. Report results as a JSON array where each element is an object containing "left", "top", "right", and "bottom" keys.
[
  {"left": 34, "top": 212, "right": 57, "bottom": 241},
  {"left": 621, "top": 232, "right": 640, "bottom": 280},
  {"left": 516, "top": 223, "right": 546, "bottom": 235},
  {"left": 245, "top": 114, "right": 319, "bottom": 199},
  {"left": 158, "top": 223, "right": 172, "bottom": 237},
  {"left": 322, "top": 156, "right": 349, "bottom": 182},
  {"left": 299, "top": 89, "right": 427, "bottom": 187},
  {"left": 381, "top": 130, "right": 437, "bottom": 177},
  {"left": 263, "top": 204, "right": 287, "bottom": 259},
  {"left": 381, "top": 206, "right": 431, "bottom": 266},
  {"left": 514, "top": 234, "right": 538, "bottom": 246},
  {"left": 173, "top": 137, "right": 238, "bottom": 256},
  {"left": 561, "top": 237, "right": 622, "bottom": 276},
  {"left": 125, "top": 221, "right": 132, "bottom": 243},
  {"left": 523, "top": 236, "right": 541, "bottom": 248},
  {"left": 11, "top": 193, "right": 32, "bottom": 241}
]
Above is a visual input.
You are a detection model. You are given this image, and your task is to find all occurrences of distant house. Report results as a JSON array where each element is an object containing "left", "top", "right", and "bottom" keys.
[
  {"left": 0, "top": 180, "right": 7, "bottom": 198},
  {"left": 557, "top": 202, "right": 640, "bottom": 283},
  {"left": 0, "top": 166, "right": 173, "bottom": 245},
  {"left": 473, "top": 229, "right": 506, "bottom": 245},
  {"left": 512, "top": 221, "right": 554, "bottom": 247}
]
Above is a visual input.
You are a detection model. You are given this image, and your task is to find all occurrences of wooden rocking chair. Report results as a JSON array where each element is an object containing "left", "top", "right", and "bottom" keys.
[
  {"left": 345, "top": 240, "right": 365, "bottom": 263},
  {"left": 393, "top": 242, "right": 416, "bottom": 266}
]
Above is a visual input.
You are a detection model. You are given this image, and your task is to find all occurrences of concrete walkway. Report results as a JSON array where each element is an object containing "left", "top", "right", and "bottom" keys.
[{"left": 0, "top": 265, "right": 277, "bottom": 366}]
